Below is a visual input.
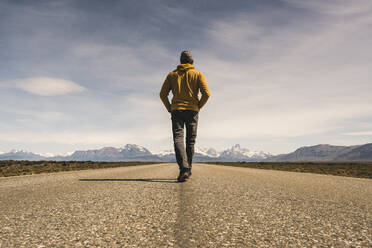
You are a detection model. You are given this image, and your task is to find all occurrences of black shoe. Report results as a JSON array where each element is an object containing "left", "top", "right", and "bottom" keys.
[{"left": 177, "top": 171, "right": 189, "bottom": 182}]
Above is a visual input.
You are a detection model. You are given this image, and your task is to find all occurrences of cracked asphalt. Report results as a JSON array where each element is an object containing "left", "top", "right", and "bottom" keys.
[{"left": 1, "top": 163, "right": 371, "bottom": 247}]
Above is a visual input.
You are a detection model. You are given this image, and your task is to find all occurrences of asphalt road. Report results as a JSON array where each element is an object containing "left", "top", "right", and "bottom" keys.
[{"left": 1, "top": 163, "right": 371, "bottom": 247}]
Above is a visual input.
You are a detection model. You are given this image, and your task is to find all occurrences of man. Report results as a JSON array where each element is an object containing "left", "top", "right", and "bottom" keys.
[{"left": 160, "top": 51, "right": 210, "bottom": 182}]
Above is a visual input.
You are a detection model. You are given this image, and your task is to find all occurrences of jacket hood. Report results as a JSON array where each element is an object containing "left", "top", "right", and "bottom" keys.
[{"left": 177, "top": 63, "right": 194, "bottom": 72}]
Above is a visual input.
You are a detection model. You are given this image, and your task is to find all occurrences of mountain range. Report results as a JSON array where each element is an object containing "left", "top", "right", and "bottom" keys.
[
  {"left": 1, "top": 143, "right": 372, "bottom": 162},
  {"left": 0, "top": 144, "right": 272, "bottom": 162}
]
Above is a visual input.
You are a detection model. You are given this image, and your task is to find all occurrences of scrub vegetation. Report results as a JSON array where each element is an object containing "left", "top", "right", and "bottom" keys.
[
  {"left": 206, "top": 162, "right": 372, "bottom": 179},
  {"left": 2, "top": 161, "right": 371, "bottom": 179},
  {"left": 0, "top": 161, "right": 162, "bottom": 177}
]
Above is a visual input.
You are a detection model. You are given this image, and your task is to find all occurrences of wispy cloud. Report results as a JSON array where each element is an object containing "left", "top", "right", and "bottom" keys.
[{"left": 1, "top": 77, "right": 85, "bottom": 96}]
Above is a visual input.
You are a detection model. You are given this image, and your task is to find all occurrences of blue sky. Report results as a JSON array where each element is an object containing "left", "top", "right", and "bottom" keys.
[{"left": 1, "top": 0, "right": 372, "bottom": 155}]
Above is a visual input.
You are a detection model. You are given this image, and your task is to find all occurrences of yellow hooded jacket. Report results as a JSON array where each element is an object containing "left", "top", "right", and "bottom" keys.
[{"left": 160, "top": 64, "right": 210, "bottom": 112}]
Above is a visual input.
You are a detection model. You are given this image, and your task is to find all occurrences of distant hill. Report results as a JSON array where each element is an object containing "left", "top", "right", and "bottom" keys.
[
  {"left": 265, "top": 143, "right": 372, "bottom": 162},
  {"left": 335, "top": 143, "right": 372, "bottom": 161}
]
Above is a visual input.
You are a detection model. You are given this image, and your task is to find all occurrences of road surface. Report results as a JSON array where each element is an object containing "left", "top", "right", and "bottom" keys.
[{"left": 1, "top": 163, "right": 371, "bottom": 247}]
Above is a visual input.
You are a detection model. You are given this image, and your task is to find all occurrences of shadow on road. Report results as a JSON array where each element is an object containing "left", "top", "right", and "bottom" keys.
[{"left": 79, "top": 178, "right": 178, "bottom": 183}]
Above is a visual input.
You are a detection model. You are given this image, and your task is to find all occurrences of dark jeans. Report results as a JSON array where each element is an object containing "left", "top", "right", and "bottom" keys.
[{"left": 171, "top": 110, "right": 199, "bottom": 172}]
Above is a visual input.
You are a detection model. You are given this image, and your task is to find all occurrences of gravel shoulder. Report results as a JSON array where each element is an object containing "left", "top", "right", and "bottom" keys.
[{"left": 1, "top": 163, "right": 371, "bottom": 247}]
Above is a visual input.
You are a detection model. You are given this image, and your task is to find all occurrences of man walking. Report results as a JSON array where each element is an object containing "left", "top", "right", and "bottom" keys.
[{"left": 160, "top": 51, "right": 210, "bottom": 182}]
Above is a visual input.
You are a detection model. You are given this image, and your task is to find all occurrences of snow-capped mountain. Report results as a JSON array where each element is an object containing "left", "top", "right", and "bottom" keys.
[
  {"left": 35, "top": 152, "right": 58, "bottom": 158},
  {"left": 34, "top": 151, "right": 75, "bottom": 158},
  {"left": 219, "top": 144, "right": 272, "bottom": 161},
  {"left": 64, "top": 144, "right": 157, "bottom": 161},
  {"left": 155, "top": 149, "right": 174, "bottom": 157},
  {"left": 153, "top": 149, "right": 175, "bottom": 161},
  {"left": 155, "top": 147, "right": 220, "bottom": 158},
  {"left": 195, "top": 147, "right": 220, "bottom": 158},
  {"left": 0, "top": 149, "right": 45, "bottom": 160},
  {"left": 154, "top": 147, "right": 223, "bottom": 162}
]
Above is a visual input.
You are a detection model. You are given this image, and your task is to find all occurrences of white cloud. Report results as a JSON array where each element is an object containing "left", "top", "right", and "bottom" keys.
[{"left": 1, "top": 77, "right": 85, "bottom": 96}]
